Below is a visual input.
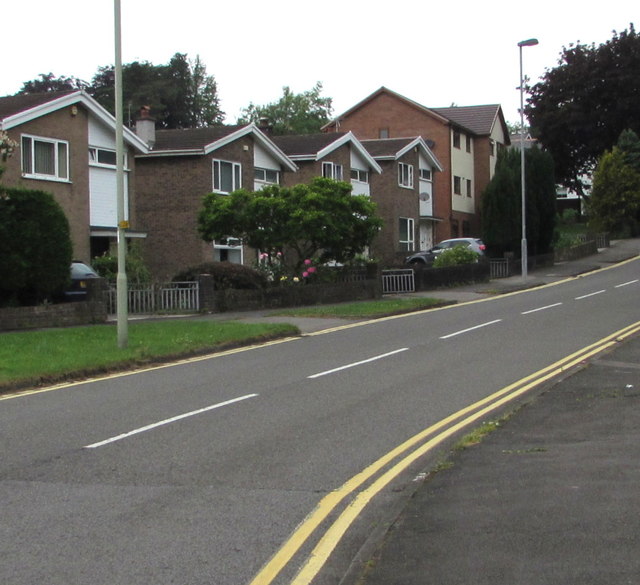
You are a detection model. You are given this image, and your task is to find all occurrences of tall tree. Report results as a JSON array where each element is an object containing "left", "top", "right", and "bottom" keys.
[
  {"left": 481, "top": 147, "right": 556, "bottom": 257},
  {"left": 525, "top": 24, "right": 640, "bottom": 197},
  {"left": 18, "top": 73, "right": 88, "bottom": 94},
  {"left": 588, "top": 130, "right": 640, "bottom": 236},
  {"left": 238, "top": 82, "right": 333, "bottom": 135},
  {"left": 198, "top": 177, "right": 382, "bottom": 270},
  {"left": 88, "top": 53, "right": 224, "bottom": 128}
]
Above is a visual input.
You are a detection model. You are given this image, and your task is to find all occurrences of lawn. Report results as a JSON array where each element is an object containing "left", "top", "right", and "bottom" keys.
[{"left": 0, "top": 320, "right": 298, "bottom": 390}]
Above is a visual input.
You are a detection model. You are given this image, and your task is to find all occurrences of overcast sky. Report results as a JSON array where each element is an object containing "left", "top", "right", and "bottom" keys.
[{"left": 2, "top": 1, "right": 634, "bottom": 126}]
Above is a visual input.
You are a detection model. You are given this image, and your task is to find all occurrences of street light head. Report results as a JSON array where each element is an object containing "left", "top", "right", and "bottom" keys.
[{"left": 518, "top": 38, "right": 539, "bottom": 47}]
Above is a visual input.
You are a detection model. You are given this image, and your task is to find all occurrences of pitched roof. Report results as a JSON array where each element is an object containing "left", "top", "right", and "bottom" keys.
[
  {"left": 0, "top": 90, "right": 148, "bottom": 153},
  {"left": 361, "top": 137, "right": 443, "bottom": 172},
  {"left": 140, "top": 123, "right": 298, "bottom": 172},
  {"left": 322, "top": 87, "right": 451, "bottom": 131},
  {"left": 271, "top": 132, "right": 350, "bottom": 157},
  {"left": 272, "top": 131, "right": 382, "bottom": 173},
  {"left": 0, "top": 90, "right": 78, "bottom": 120},
  {"left": 431, "top": 104, "right": 502, "bottom": 136},
  {"left": 152, "top": 125, "right": 246, "bottom": 151}
]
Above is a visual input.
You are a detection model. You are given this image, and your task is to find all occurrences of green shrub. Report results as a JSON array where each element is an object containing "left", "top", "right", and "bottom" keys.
[
  {"left": 433, "top": 246, "right": 480, "bottom": 268},
  {"left": 0, "top": 186, "right": 72, "bottom": 306},
  {"left": 173, "top": 262, "right": 268, "bottom": 290},
  {"left": 92, "top": 242, "right": 151, "bottom": 284}
]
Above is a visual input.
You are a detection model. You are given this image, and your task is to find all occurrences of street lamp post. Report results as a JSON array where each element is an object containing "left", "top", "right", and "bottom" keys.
[{"left": 518, "top": 38, "right": 538, "bottom": 281}]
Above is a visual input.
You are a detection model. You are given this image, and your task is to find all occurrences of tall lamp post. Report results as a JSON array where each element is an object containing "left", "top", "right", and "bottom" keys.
[{"left": 518, "top": 38, "right": 538, "bottom": 281}]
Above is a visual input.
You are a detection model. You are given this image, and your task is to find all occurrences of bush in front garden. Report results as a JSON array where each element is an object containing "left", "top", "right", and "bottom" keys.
[
  {"left": 173, "top": 262, "right": 268, "bottom": 290},
  {"left": 433, "top": 247, "right": 480, "bottom": 268}
]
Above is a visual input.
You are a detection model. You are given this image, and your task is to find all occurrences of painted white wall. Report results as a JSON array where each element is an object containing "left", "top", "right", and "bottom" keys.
[{"left": 451, "top": 129, "right": 475, "bottom": 214}]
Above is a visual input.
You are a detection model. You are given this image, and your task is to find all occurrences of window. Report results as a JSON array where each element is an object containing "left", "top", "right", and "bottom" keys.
[
  {"left": 466, "top": 135, "right": 472, "bottom": 153},
  {"left": 21, "top": 135, "right": 69, "bottom": 180},
  {"left": 399, "top": 217, "right": 415, "bottom": 251},
  {"left": 466, "top": 179, "right": 472, "bottom": 197},
  {"left": 254, "top": 167, "right": 279, "bottom": 185},
  {"left": 379, "top": 128, "right": 389, "bottom": 139},
  {"left": 350, "top": 169, "right": 369, "bottom": 183},
  {"left": 322, "top": 161, "right": 343, "bottom": 180},
  {"left": 398, "top": 162, "right": 414, "bottom": 188},
  {"left": 419, "top": 168, "right": 432, "bottom": 182},
  {"left": 453, "top": 131, "right": 461, "bottom": 149},
  {"left": 453, "top": 175, "right": 462, "bottom": 195},
  {"left": 213, "top": 159, "right": 241, "bottom": 193},
  {"left": 89, "top": 147, "right": 127, "bottom": 168},
  {"left": 490, "top": 139, "right": 495, "bottom": 156}
]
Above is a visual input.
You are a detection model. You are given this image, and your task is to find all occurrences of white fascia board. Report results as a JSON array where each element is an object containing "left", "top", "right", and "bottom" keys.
[
  {"left": 396, "top": 137, "right": 443, "bottom": 172},
  {"left": 316, "top": 131, "right": 382, "bottom": 174},
  {"left": 2, "top": 90, "right": 149, "bottom": 154},
  {"left": 203, "top": 123, "right": 297, "bottom": 172}
]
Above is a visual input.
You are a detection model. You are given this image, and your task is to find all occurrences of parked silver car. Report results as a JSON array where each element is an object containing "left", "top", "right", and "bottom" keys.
[{"left": 405, "top": 238, "right": 486, "bottom": 265}]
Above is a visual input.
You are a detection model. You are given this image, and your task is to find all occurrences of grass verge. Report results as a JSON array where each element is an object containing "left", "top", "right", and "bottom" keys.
[
  {"left": 270, "top": 297, "right": 449, "bottom": 319},
  {"left": 0, "top": 320, "right": 298, "bottom": 391}
]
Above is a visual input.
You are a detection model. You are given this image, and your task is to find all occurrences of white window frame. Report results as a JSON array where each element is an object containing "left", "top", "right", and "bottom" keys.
[
  {"left": 350, "top": 169, "right": 369, "bottom": 183},
  {"left": 399, "top": 217, "right": 415, "bottom": 251},
  {"left": 212, "top": 159, "right": 242, "bottom": 194},
  {"left": 89, "top": 146, "right": 128, "bottom": 169},
  {"left": 254, "top": 167, "right": 280, "bottom": 185},
  {"left": 21, "top": 134, "right": 69, "bottom": 181},
  {"left": 453, "top": 175, "right": 462, "bottom": 195},
  {"left": 322, "top": 161, "right": 343, "bottom": 180},
  {"left": 398, "top": 162, "right": 414, "bottom": 188},
  {"left": 419, "top": 168, "right": 432, "bottom": 182}
]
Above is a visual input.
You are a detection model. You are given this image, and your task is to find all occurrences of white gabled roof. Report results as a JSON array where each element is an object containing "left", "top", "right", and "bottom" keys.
[{"left": 1, "top": 90, "right": 149, "bottom": 154}]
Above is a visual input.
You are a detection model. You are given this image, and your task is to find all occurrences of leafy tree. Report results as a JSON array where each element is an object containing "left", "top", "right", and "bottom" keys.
[
  {"left": 0, "top": 187, "right": 72, "bottom": 306},
  {"left": 88, "top": 53, "right": 224, "bottom": 128},
  {"left": 18, "top": 73, "right": 88, "bottom": 94},
  {"left": 238, "top": 82, "right": 333, "bottom": 135},
  {"left": 588, "top": 131, "right": 640, "bottom": 236},
  {"left": 481, "top": 147, "right": 556, "bottom": 257},
  {"left": 198, "top": 177, "right": 382, "bottom": 270},
  {"left": 525, "top": 24, "right": 640, "bottom": 197}
]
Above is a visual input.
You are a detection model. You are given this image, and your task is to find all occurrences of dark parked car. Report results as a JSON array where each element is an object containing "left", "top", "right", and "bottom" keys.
[
  {"left": 406, "top": 238, "right": 486, "bottom": 265},
  {"left": 66, "top": 261, "right": 100, "bottom": 300}
]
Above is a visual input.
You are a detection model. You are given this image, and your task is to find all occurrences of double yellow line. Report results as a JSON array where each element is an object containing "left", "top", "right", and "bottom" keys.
[{"left": 249, "top": 320, "right": 640, "bottom": 585}]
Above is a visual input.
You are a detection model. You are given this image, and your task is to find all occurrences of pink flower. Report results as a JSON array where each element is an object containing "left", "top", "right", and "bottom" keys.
[
  {"left": 302, "top": 271, "right": 309, "bottom": 278},
  {"left": 304, "top": 259, "right": 312, "bottom": 266},
  {"left": 308, "top": 267, "right": 317, "bottom": 273}
]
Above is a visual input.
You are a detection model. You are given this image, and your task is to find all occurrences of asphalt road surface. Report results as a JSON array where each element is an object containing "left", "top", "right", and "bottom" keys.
[{"left": 2, "top": 258, "right": 639, "bottom": 585}]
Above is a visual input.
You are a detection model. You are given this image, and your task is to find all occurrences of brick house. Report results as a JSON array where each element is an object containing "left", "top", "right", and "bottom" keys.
[
  {"left": 134, "top": 119, "right": 297, "bottom": 280},
  {"left": 360, "top": 137, "right": 443, "bottom": 266},
  {"left": 0, "top": 90, "right": 148, "bottom": 262},
  {"left": 322, "top": 87, "right": 510, "bottom": 242}
]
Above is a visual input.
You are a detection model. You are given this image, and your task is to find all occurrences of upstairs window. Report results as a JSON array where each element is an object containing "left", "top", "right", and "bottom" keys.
[
  {"left": 21, "top": 135, "right": 69, "bottom": 181},
  {"left": 254, "top": 167, "right": 279, "bottom": 185},
  {"left": 466, "top": 135, "right": 472, "bottom": 153},
  {"left": 350, "top": 169, "right": 369, "bottom": 183},
  {"left": 322, "top": 161, "right": 343, "bottom": 180},
  {"left": 453, "top": 131, "right": 461, "bottom": 149},
  {"left": 398, "top": 162, "right": 414, "bottom": 188},
  {"left": 89, "top": 147, "right": 127, "bottom": 168},
  {"left": 419, "top": 168, "right": 432, "bottom": 182},
  {"left": 466, "top": 179, "right": 472, "bottom": 197},
  {"left": 453, "top": 175, "right": 462, "bottom": 195},
  {"left": 213, "top": 159, "right": 241, "bottom": 193}
]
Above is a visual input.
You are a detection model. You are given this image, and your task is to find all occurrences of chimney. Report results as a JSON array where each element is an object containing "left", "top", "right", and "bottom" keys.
[
  {"left": 258, "top": 117, "right": 273, "bottom": 135},
  {"left": 135, "top": 105, "right": 156, "bottom": 149}
]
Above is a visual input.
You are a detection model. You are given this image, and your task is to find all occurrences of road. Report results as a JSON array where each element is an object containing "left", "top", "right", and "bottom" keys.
[{"left": 1, "top": 259, "right": 639, "bottom": 585}]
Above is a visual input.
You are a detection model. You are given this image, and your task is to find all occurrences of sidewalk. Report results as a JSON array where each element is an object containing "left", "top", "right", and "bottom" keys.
[{"left": 349, "top": 239, "right": 640, "bottom": 585}]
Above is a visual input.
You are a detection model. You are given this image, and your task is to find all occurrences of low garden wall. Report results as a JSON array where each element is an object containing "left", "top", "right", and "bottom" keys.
[
  {"left": 412, "top": 262, "right": 490, "bottom": 291},
  {"left": 199, "top": 275, "right": 381, "bottom": 313}
]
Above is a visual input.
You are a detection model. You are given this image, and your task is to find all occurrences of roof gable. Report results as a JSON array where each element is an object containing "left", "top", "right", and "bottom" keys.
[
  {"left": 142, "top": 123, "right": 297, "bottom": 172},
  {"left": 431, "top": 104, "right": 506, "bottom": 138},
  {"left": 0, "top": 90, "right": 148, "bottom": 153},
  {"left": 362, "top": 136, "right": 443, "bottom": 171},
  {"left": 273, "top": 131, "right": 382, "bottom": 173}
]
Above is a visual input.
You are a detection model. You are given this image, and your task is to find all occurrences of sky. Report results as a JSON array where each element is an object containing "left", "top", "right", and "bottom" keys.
[{"left": 2, "top": 1, "right": 635, "bottom": 126}]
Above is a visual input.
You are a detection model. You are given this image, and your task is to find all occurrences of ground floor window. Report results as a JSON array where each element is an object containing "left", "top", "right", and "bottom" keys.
[
  {"left": 213, "top": 237, "right": 243, "bottom": 263},
  {"left": 399, "top": 217, "right": 415, "bottom": 251}
]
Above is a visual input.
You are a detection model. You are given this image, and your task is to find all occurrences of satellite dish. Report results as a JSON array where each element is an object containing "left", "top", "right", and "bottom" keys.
[{"left": 419, "top": 192, "right": 430, "bottom": 202}]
